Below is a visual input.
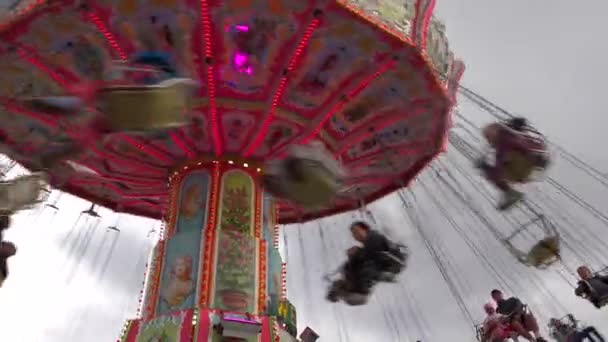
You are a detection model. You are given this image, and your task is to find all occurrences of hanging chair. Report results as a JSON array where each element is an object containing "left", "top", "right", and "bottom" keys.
[
  {"left": 0, "top": 172, "right": 48, "bottom": 214},
  {"left": 22, "top": 55, "right": 197, "bottom": 134},
  {"left": 325, "top": 277, "right": 369, "bottom": 306},
  {"left": 98, "top": 77, "right": 197, "bottom": 133},
  {"left": 548, "top": 315, "right": 578, "bottom": 340},
  {"left": 475, "top": 322, "right": 516, "bottom": 342},
  {"left": 263, "top": 142, "right": 346, "bottom": 208},
  {"left": 502, "top": 126, "right": 549, "bottom": 183},
  {"left": 503, "top": 215, "right": 561, "bottom": 269}
]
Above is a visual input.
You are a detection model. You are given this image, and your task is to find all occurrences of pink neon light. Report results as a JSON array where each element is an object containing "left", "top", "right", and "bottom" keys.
[
  {"left": 169, "top": 131, "right": 195, "bottom": 158},
  {"left": 243, "top": 18, "right": 321, "bottom": 157},
  {"left": 86, "top": 11, "right": 127, "bottom": 61},
  {"left": 120, "top": 135, "right": 172, "bottom": 164},
  {"left": 199, "top": 0, "right": 222, "bottom": 156},
  {"left": 233, "top": 52, "right": 253, "bottom": 75},
  {"left": 235, "top": 25, "right": 249, "bottom": 32}
]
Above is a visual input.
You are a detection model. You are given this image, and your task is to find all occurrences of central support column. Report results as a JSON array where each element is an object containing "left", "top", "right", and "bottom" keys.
[{"left": 119, "top": 158, "right": 298, "bottom": 342}]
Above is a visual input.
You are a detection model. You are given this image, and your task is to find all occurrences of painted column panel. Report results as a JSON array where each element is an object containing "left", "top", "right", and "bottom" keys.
[{"left": 212, "top": 169, "right": 259, "bottom": 313}]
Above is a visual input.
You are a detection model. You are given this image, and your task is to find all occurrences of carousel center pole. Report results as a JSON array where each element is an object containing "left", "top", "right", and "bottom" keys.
[{"left": 119, "top": 158, "right": 297, "bottom": 342}]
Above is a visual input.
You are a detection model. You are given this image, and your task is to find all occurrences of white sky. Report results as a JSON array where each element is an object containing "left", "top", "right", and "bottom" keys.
[{"left": 1, "top": 0, "right": 608, "bottom": 341}]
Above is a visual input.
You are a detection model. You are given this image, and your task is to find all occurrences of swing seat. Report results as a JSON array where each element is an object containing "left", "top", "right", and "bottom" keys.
[
  {"left": 526, "top": 236, "right": 560, "bottom": 269},
  {"left": 476, "top": 322, "right": 514, "bottom": 342},
  {"left": 376, "top": 243, "right": 409, "bottom": 276},
  {"left": 97, "top": 77, "right": 198, "bottom": 133},
  {"left": 325, "top": 279, "right": 369, "bottom": 306},
  {"left": 0, "top": 173, "right": 48, "bottom": 214},
  {"left": 264, "top": 143, "right": 345, "bottom": 208},
  {"left": 502, "top": 125, "right": 550, "bottom": 184},
  {"left": 502, "top": 152, "right": 538, "bottom": 183}
]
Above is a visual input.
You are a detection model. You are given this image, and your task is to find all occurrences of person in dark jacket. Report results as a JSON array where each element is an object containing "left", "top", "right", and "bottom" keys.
[
  {"left": 575, "top": 266, "right": 608, "bottom": 308},
  {"left": 326, "top": 221, "right": 406, "bottom": 304},
  {"left": 0, "top": 214, "right": 16, "bottom": 287}
]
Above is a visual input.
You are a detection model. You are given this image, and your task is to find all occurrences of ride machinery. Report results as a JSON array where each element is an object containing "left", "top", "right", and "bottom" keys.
[{"left": 0, "top": 0, "right": 463, "bottom": 340}]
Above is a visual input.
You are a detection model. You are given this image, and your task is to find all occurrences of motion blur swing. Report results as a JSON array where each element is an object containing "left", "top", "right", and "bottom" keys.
[
  {"left": 263, "top": 141, "right": 346, "bottom": 208},
  {"left": 477, "top": 117, "right": 550, "bottom": 211},
  {"left": 502, "top": 214, "right": 560, "bottom": 269},
  {"left": 325, "top": 220, "right": 408, "bottom": 306},
  {"left": 22, "top": 52, "right": 197, "bottom": 134},
  {"left": 0, "top": 172, "right": 48, "bottom": 214}
]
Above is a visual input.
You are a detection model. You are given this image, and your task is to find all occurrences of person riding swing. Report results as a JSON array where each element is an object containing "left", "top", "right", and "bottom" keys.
[
  {"left": 477, "top": 117, "right": 550, "bottom": 211},
  {"left": 0, "top": 215, "right": 16, "bottom": 287},
  {"left": 326, "top": 221, "right": 407, "bottom": 305}
]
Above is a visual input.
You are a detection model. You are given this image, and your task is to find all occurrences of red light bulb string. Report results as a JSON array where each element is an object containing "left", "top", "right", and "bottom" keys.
[
  {"left": 199, "top": 0, "right": 222, "bottom": 156},
  {"left": 86, "top": 11, "right": 127, "bottom": 61}
]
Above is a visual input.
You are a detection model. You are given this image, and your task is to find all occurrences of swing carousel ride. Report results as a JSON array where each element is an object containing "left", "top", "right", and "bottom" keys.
[{"left": 0, "top": 0, "right": 465, "bottom": 340}]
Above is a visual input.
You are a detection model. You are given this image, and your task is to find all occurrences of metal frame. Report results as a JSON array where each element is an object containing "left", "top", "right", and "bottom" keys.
[{"left": 503, "top": 214, "right": 560, "bottom": 269}]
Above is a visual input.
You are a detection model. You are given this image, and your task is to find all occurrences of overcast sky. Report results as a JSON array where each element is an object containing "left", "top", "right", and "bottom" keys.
[{"left": 1, "top": 1, "right": 608, "bottom": 341}]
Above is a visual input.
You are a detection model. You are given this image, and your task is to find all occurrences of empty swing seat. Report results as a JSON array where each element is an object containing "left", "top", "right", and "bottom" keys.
[
  {"left": 264, "top": 143, "right": 345, "bottom": 207},
  {"left": 98, "top": 78, "right": 197, "bottom": 133},
  {"left": 0, "top": 173, "right": 48, "bottom": 214},
  {"left": 526, "top": 236, "right": 560, "bottom": 269},
  {"left": 502, "top": 127, "right": 549, "bottom": 183}
]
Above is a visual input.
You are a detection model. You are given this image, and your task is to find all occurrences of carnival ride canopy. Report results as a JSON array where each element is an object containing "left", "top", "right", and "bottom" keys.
[{"left": 0, "top": 0, "right": 462, "bottom": 224}]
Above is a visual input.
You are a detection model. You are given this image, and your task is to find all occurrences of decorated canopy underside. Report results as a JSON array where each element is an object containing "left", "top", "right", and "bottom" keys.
[{"left": 0, "top": 0, "right": 462, "bottom": 224}]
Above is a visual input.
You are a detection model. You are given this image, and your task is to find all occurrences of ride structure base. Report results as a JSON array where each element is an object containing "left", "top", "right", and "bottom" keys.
[{"left": 118, "top": 159, "right": 299, "bottom": 342}]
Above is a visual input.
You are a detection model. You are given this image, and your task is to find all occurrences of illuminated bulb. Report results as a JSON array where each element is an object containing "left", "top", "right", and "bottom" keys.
[
  {"left": 197, "top": 162, "right": 202, "bottom": 165},
  {"left": 256, "top": 168, "right": 261, "bottom": 172},
  {"left": 243, "top": 163, "right": 248, "bottom": 167},
  {"left": 228, "top": 160, "right": 234, "bottom": 164}
]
